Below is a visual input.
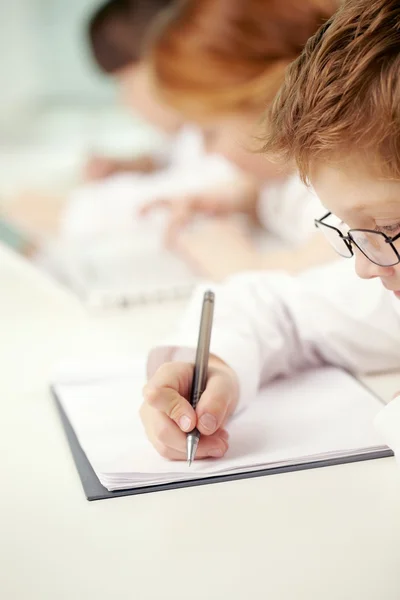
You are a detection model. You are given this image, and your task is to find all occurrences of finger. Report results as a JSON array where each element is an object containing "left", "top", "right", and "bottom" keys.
[
  {"left": 150, "top": 410, "right": 189, "bottom": 451},
  {"left": 138, "top": 198, "right": 171, "bottom": 217},
  {"left": 152, "top": 414, "right": 230, "bottom": 455},
  {"left": 140, "top": 404, "right": 230, "bottom": 460},
  {"left": 152, "top": 430, "right": 230, "bottom": 461},
  {"left": 148, "top": 409, "right": 230, "bottom": 455},
  {"left": 143, "top": 362, "right": 196, "bottom": 432},
  {"left": 186, "top": 193, "right": 223, "bottom": 215},
  {"left": 145, "top": 361, "right": 194, "bottom": 398},
  {"left": 165, "top": 203, "right": 193, "bottom": 246},
  {"left": 144, "top": 385, "right": 196, "bottom": 432},
  {"left": 152, "top": 441, "right": 187, "bottom": 461},
  {"left": 197, "top": 429, "right": 230, "bottom": 458},
  {"left": 196, "top": 373, "right": 236, "bottom": 436}
]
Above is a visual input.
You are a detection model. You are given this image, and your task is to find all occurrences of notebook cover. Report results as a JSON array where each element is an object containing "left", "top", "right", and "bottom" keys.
[{"left": 51, "top": 387, "right": 393, "bottom": 502}]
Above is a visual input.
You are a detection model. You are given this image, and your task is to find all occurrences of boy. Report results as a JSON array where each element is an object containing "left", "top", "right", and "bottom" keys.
[
  {"left": 141, "top": 0, "right": 400, "bottom": 460},
  {"left": 84, "top": 0, "right": 182, "bottom": 180}
]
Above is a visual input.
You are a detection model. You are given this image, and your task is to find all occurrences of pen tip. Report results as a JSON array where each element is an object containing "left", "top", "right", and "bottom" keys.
[{"left": 188, "top": 459, "right": 192, "bottom": 467}]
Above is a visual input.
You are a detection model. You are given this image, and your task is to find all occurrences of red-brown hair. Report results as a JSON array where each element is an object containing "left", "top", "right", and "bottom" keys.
[
  {"left": 149, "top": 0, "right": 337, "bottom": 118},
  {"left": 263, "top": 0, "right": 400, "bottom": 181}
]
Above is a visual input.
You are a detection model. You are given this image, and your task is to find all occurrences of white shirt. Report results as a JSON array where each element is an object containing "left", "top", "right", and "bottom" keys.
[
  {"left": 148, "top": 259, "right": 400, "bottom": 455},
  {"left": 60, "top": 125, "right": 236, "bottom": 241}
]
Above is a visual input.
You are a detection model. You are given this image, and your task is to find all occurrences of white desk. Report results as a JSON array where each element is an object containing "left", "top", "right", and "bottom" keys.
[{"left": 1, "top": 245, "right": 400, "bottom": 600}]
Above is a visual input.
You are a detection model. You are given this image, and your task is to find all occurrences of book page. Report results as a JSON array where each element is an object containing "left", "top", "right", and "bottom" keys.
[{"left": 54, "top": 363, "right": 386, "bottom": 490}]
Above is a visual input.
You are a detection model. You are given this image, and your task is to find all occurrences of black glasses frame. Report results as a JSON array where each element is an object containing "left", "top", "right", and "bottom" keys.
[{"left": 314, "top": 212, "right": 400, "bottom": 267}]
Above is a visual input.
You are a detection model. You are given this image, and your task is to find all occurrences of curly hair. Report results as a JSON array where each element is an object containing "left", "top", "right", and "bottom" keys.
[{"left": 263, "top": 0, "right": 400, "bottom": 182}]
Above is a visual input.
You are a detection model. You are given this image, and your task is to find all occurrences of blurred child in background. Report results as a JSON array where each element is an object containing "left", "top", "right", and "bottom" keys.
[
  {"left": 4, "top": 0, "right": 338, "bottom": 284},
  {"left": 5, "top": 0, "right": 240, "bottom": 247},
  {"left": 84, "top": 0, "right": 202, "bottom": 179},
  {"left": 142, "top": 0, "right": 339, "bottom": 279}
]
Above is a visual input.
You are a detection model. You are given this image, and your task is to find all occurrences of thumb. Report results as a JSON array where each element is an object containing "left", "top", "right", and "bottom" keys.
[
  {"left": 195, "top": 374, "right": 234, "bottom": 436},
  {"left": 143, "top": 384, "right": 196, "bottom": 433}
]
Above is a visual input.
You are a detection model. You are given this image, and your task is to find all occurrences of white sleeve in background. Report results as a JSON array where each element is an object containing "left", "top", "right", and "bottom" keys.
[
  {"left": 148, "top": 259, "right": 400, "bottom": 413},
  {"left": 169, "top": 124, "right": 237, "bottom": 176},
  {"left": 60, "top": 125, "right": 236, "bottom": 242},
  {"left": 167, "top": 125, "right": 204, "bottom": 167},
  {"left": 257, "top": 175, "right": 324, "bottom": 245}
]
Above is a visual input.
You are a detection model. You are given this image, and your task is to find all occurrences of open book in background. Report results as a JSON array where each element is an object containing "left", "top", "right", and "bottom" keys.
[
  {"left": 23, "top": 153, "right": 239, "bottom": 308},
  {"left": 38, "top": 218, "right": 200, "bottom": 308},
  {"left": 52, "top": 361, "right": 391, "bottom": 500}
]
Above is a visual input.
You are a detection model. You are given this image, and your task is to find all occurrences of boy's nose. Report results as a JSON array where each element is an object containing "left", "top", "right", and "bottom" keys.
[{"left": 354, "top": 248, "right": 395, "bottom": 280}]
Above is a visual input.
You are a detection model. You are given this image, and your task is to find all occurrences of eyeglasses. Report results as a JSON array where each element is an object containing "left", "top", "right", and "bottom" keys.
[{"left": 314, "top": 212, "right": 400, "bottom": 267}]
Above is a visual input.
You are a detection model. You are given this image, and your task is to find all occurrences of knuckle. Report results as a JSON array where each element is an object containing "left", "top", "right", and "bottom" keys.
[
  {"left": 143, "top": 387, "right": 158, "bottom": 408},
  {"left": 157, "top": 361, "right": 174, "bottom": 375},
  {"left": 168, "top": 399, "right": 185, "bottom": 422},
  {"left": 156, "top": 361, "right": 183, "bottom": 382},
  {"left": 205, "top": 392, "right": 229, "bottom": 416}
]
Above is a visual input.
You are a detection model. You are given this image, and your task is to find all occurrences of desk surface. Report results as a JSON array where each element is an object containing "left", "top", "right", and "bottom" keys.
[{"left": 1, "top": 245, "right": 400, "bottom": 600}]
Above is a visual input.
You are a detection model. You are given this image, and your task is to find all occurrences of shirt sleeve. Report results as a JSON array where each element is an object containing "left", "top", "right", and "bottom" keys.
[
  {"left": 148, "top": 259, "right": 400, "bottom": 413},
  {"left": 257, "top": 175, "right": 324, "bottom": 245}
]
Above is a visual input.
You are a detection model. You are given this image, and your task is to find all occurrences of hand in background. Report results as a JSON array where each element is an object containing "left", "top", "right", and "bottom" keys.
[
  {"left": 84, "top": 154, "right": 157, "bottom": 181},
  {"left": 176, "top": 219, "right": 264, "bottom": 280},
  {"left": 176, "top": 221, "right": 338, "bottom": 281},
  {"left": 139, "top": 174, "right": 261, "bottom": 244},
  {"left": 140, "top": 357, "right": 239, "bottom": 460}
]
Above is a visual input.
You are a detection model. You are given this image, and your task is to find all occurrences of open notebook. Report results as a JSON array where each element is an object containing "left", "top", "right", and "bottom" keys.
[
  {"left": 48, "top": 156, "right": 236, "bottom": 308},
  {"left": 41, "top": 223, "right": 199, "bottom": 309},
  {"left": 52, "top": 360, "right": 391, "bottom": 500},
  {"left": 8, "top": 152, "right": 237, "bottom": 309}
]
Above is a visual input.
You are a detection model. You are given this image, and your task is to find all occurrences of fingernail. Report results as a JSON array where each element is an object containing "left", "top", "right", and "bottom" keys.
[
  {"left": 179, "top": 415, "right": 192, "bottom": 432},
  {"left": 200, "top": 413, "right": 217, "bottom": 432},
  {"left": 208, "top": 448, "right": 224, "bottom": 458},
  {"left": 219, "top": 429, "right": 229, "bottom": 441}
]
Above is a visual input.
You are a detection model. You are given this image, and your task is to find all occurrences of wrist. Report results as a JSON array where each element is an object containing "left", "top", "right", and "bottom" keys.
[
  {"left": 242, "top": 179, "right": 262, "bottom": 221},
  {"left": 230, "top": 176, "right": 260, "bottom": 215}
]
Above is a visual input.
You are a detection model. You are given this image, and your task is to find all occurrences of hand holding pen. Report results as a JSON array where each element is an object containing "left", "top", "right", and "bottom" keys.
[{"left": 140, "top": 291, "right": 239, "bottom": 462}]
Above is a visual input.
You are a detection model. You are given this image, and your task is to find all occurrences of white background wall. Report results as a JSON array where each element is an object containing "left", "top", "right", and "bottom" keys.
[
  {"left": 38, "top": 0, "right": 114, "bottom": 103},
  {"left": 0, "top": 0, "right": 42, "bottom": 120},
  {"left": 0, "top": 0, "right": 158, "bottom": 195},
  {"left": 0, "top": 0, "right": 115, "bottom": 123}
]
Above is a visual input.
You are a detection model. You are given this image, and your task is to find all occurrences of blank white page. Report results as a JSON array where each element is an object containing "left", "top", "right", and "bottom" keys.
[{"left": 54, "top": 363, "right": 387, "bottom": 491}]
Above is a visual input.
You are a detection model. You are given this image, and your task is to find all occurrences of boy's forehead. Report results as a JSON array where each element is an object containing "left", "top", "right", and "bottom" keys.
[{"left": 311, "top": 162, "right": 400, "bottom": 217}]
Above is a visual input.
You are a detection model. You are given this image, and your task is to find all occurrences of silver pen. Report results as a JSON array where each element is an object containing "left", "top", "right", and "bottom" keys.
[{"left": 186, "top": 290, "right": 215, "bottom": 466}]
